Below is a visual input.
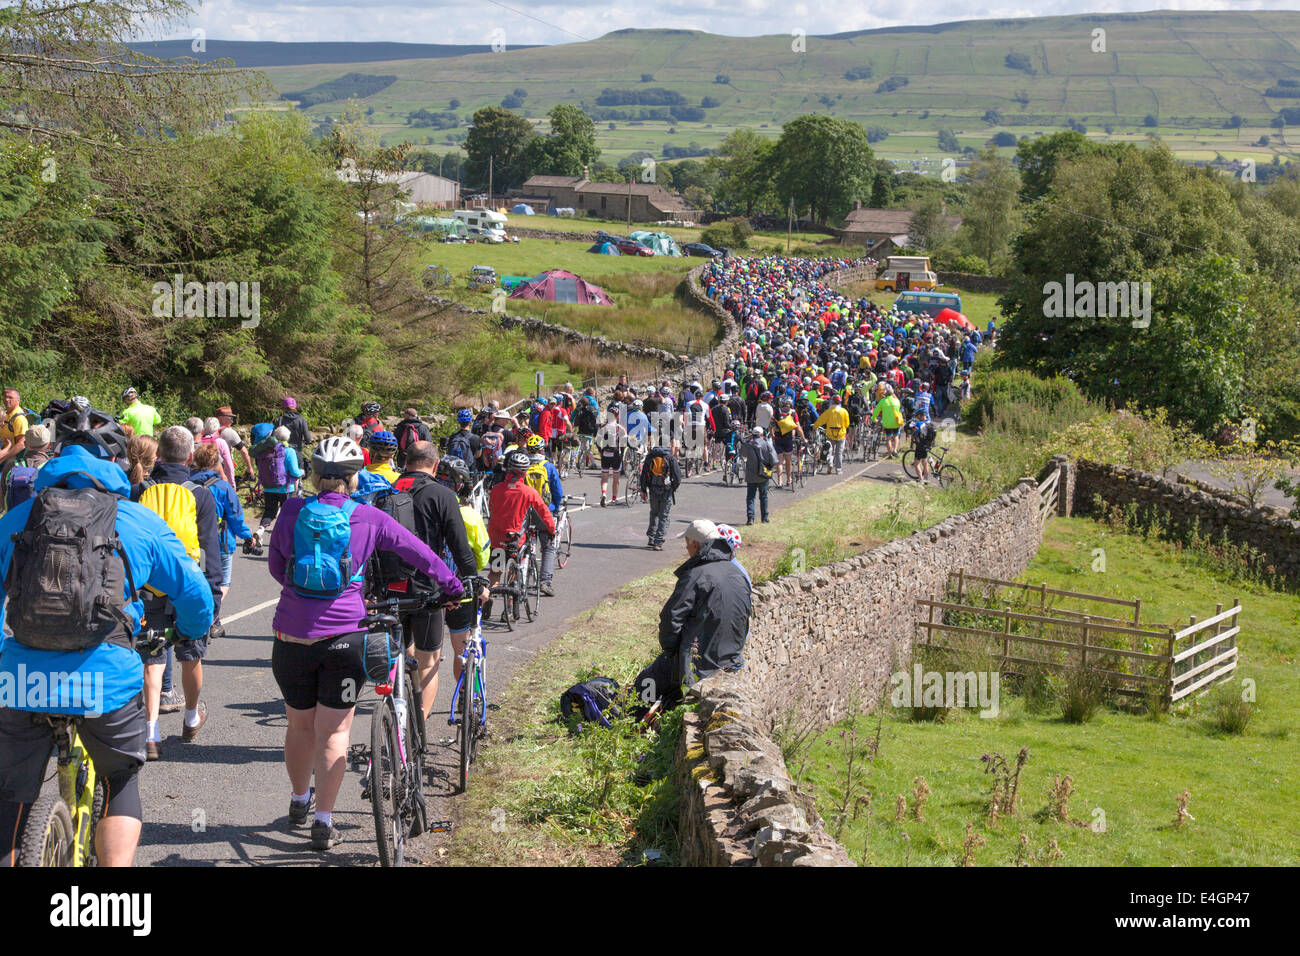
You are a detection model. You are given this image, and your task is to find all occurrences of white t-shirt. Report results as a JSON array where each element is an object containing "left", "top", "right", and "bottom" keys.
[
  {"left": 597, "top": 422, "right": 627, "bottom": 450},
  {"left": 220, "top": 426, "right": 244, "bottom": 451},
  {"left": 755, "top": 402, "right": 774, "bottom": 430}
]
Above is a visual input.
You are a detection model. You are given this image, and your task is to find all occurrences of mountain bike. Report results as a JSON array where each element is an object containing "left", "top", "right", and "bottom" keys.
[
  {"left": 900, "top": 445, "right": 966, "bottom": 488},
  {"left": 489, "top": 520, "right": 539, "bottom": 630},
  {"left": 448, "top": 576, "right": 491, "bottom": 792},
  {"left": 16, "top": 627, "right": 172, "bottom": 867},
  {"left": 235, "top": 475, "right": 264, "bottom": 511},
  {"left": 866, "top": 420, "right": 884, "bottom": 462},
  {"left": 356, "top": 592, "right": 448, "bottom": 867}
]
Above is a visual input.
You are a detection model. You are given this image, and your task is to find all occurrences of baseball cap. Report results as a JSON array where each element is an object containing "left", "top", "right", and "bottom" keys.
[
  {"left": 752, "top": 426, "right": 764, "bottom": 436},
  {"left": 24, "top": 424, "right": 49, "bottom": 450},
  {"left": 679, "top": 518, "right": 719, "bottom": 544},
  {"left": 282, "top": 397, "right": 297, "bottom": 409}
]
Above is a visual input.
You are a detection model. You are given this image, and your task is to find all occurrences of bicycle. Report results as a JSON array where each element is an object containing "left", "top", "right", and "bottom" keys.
[
  {"left": 355, "top": 592, "right": 448, "bottom": 867},
  {"left": 865, "top": 420, "right": 884, "bottom": 462},
  {"left": 235, "top": 475, "right": 264, "bottom": 511},
  {"left": 15, "top": 627, "right": 174, "bottom": 867},
  {"left": 489, "top": 520, "right": 539, "bottom": 630},
  {"left": 900, "top": 445, "right": 966, "bottom": 488},
  {"left": 554, "top": 494, "right": 584, "bottom": 569},
  {"left": 448, "top": 576, "right": 491, "bottom": 791},
  {"left": 622, "top": 447, "right": 644, "bottom": 505},
  {"left": 468, "top": 473, "right": 491, "bottom": 523}
]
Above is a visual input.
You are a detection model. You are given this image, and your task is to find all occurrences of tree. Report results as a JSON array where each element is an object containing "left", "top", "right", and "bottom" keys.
[
  {"left": 770, "top": 115, "right": 875, "bottom": 225},
  {"left": 1014, "top": 130, "right": 1093, "bottom": 201},
  {"left": 991, "top": 131, "right": 1017, "bottom": 147},
  {"left": 521, "top": 104, "right": 599, "bottom": 178},
  {"left": 870, "top": 159, "right": 896, "bottom": 207},
  {"left": 908, "top": 195, "right": 954, "bottom": 251},
  {"left": 463, "top": 106, "right": 535, "bottom": 190},
  {"left": 1143, "top": 114, "right": 1158, "bottom": 127},
  {"left": 707, "top": 127, "right": 776, "bottom": 216},
  {"left": 938, "top": 129, "right": 960, "bottom": 152},
  {"left": 960, "top": 147, "right": 1020, "bottom": 270}
]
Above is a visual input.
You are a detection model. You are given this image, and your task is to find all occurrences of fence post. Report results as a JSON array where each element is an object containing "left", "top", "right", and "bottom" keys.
[
  {"left": 956, "top": 568, "right": 965, "bottom": 606},
  {"left": 926, "top": 598, "right": 935, "bottom": 648},
  {"left": 1132, "top": 598, "right": 1142, "bottom": 656},
  {"left": 1002, "top": 608, "right": 1012, "bottom": 670},
  {"left": 1080, "top": 615, "right": 1090, "bottom": 671},
  {"left": 1164, "top": 627, "right": 1175, "bottom": 709}
]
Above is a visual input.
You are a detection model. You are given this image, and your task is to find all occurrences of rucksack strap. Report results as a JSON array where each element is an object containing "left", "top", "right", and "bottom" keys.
[{"left": 50, "top": 471, "right": 112, "bottom": 495}]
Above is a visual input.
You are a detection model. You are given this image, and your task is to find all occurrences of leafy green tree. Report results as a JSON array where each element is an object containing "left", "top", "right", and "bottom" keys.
[
  {"left": 959, "top": 147, "right": 1020, "bottom": 271},
  {"left": 1014, "top": 130, "right": 1093, "bottom": 201},
  {"left": 521, "top": 105, "right": 599, "bottom": 178},
  {"left": 463, "top": 106, "right": 535, "bottom": 190},
  {"left": 707, "top": 127, "right": 776, "bottom": 216},
  {"left": 770, "top": 115, "right": 874, "bottom": 225},
  {"left": 937, "top": 129, "right": 960, "bottom": 152},
  {"left": 907, "top": 194, "right": 954, "bottom": 251}
]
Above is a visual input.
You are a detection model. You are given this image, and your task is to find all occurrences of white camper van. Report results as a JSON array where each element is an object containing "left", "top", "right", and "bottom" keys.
[{"left": 453, "top": 208, "right": 507, "bottom": 243}]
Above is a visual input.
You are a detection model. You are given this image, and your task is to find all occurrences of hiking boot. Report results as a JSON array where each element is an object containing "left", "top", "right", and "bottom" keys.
[
  {"left": 310, "top": 821, "right": 341, "bottom": 851},
  {"left": 146, "top": 740, "right": 162, "bottom": 761},
  {"left": 289, "top": 788, "right": 316, "bottom": 828},
  {"left": 181, "top": 701, "right": 208, "bottom": 742},
  {"left": 159, "top": 689, "right": 184, "bottom": 714},
  {"left": 540, "top": 581, "right": 555, "bottom": 597}
]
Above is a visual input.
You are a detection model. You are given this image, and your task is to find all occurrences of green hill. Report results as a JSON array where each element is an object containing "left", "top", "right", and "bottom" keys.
[{"left": 241, "top": 11, "right": 1300, "bottom": 165}]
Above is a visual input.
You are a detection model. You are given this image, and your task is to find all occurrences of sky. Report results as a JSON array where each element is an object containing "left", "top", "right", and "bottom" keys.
[{"left": 173, "top": 0, "right": 1300, "bottom": 46}]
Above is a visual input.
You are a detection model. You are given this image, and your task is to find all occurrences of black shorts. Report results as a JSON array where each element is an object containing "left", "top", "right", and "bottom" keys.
[
  {"left": 773, "top": 433, "right": 795, "bottom": 454},
  {"left": 445, "top": 599, "right": 477, "bottom": 633},
  {"left": 271, "top": 632, "right": 368, "bottom": 710},
  {"left": 405, "top": 610, "right": 445, "bottom": 654},
  {"left": 0, "top": 693, "right": 146, "bottom": 820},
  {"left": 915, "top": 441, "right": 935, "bottom": 460},
  {"left": 600, "top": 447, "right": 624, "bottom": 473},
  {"left": 138, "top": 595, "right": 209, "bottom": 664}
]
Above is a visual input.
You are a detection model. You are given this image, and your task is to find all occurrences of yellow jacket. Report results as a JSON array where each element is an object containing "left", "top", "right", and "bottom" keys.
[
  {"left": 460, "top": 503, "right": 490, "bottom": 572},
  {"left": 815, "top": 405, "right": 850, "bottom": 441}
]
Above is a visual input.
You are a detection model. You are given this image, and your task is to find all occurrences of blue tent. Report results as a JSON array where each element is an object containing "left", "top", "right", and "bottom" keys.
[
  {"left": 587, "top": 241, "right": 622, "bottom": 255},
  {"left": 512, "top": 203, "right": 535, "bottom": 215}
]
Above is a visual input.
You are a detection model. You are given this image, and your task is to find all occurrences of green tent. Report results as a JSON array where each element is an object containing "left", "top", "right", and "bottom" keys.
[{"left": 629, "top": 230, "right": 683, "bottom": 257}]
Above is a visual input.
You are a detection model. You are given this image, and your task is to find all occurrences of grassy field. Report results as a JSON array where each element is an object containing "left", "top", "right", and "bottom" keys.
[
  {"left": 797, "top": 515, "right": 1300, "bottom": 866},
  {"left": 250, "top": 11, "right": 1300, "bottom": 166}
]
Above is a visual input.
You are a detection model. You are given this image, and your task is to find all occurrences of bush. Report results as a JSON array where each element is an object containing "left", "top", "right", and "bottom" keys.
[
  {"left": 1052, "top": 407, "right": 1212, "bottom": 476},
  {"left": 1202, "top": 683, "right": 1254, "bottom": 735},
  {"left": 700, "top": 216, "right": 752, "bottom": 250},
  {"left": 1057, "top": 664, "right": 1105, "bottom": 723},
  {"left": 964, "top": 368, "right": 1090, "bottom": 431}
]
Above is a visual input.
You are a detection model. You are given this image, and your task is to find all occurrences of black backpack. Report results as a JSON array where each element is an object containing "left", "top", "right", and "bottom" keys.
[
  {"left": 370, "top": 483, "right": 419, "bottom": 587},
  {"left": 559, "top": 677, "right": 623, "bottom": 730},
  {"left": 445, "top": 430, "right": 474, "bottom": 466},
  {"left": 5, "top": 474, "right": 140, "bottom": 652},
  {"left": 573, "top": 402, "right": 598, "bottom": 436}
]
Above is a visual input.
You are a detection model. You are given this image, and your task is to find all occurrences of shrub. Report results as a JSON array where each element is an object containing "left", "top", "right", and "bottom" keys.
[
  {"left": 1202, "top": 683, "right": 1254, "bottom": 735},
  {"left": 700, "top": 216, "right": 752, "bottom": 250},
  {"left": 1057, "top": 663, "right": 1105, "bottom": 723},
  {"left": 964, "top": 368, "right": 1090, "bottom": 431},
  {"left": 1052, "top": 406, "right": 1211, "bottom": 476}
]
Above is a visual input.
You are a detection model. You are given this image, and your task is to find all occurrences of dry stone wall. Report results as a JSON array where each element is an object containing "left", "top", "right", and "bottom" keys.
[{"left": 1071, "top": 461, "right": 1300, "bottom": 582}]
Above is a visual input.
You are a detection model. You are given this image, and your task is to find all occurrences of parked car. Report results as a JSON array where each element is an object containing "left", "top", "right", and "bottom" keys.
[
  {"left": 683, "top": 242, "right": 722, "bottom": 258},
  {"left": 615, "top": 237, "right": 654, "bottom": 256},
  {"left": 467, "top": 265, "right": 498, "bottom": 290}
]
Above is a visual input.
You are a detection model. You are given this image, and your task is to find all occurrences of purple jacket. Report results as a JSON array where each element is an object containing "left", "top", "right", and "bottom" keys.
[{"left": 269, "top": 492, "right": 462, "bottom": 640}]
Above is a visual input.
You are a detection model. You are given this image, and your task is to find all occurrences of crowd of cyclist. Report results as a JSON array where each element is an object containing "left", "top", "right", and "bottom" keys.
[{"left": 0, "top": 250, "right": 991, "bottom": 866}]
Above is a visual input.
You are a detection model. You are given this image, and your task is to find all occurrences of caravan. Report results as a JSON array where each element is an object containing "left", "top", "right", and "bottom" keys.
[
  {"left": 874, "top": 255, "right": 939, "bottom": 292},
  {"left": 453, "top": 208, "right": 507, "bottom": 243}
]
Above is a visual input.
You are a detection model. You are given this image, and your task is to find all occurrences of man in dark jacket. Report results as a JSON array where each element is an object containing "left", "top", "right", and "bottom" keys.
[
  {"left": 275, "top": 397, "right": 313, "bottom": 462},
  {"left": 640, "top": 444, "right": 681, "bottom": 550},
  {"left": 386, "top": 441, "right": 478, "bottom": 718},
  {"left": 635, "top": 519, "right": 751, "bottom": 710},
  {"left": 739, "top": 426, "right": 777, "bottom": 525},
  {"left": 392, "top": 408, "right": 431, "bottom": 470}
]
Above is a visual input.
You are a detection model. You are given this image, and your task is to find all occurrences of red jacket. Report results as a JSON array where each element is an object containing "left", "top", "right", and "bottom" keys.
[
  {"left": 537, "top": 407, "right": 557, "bottom": 439},
  {"left": 488, "top": 473, "right": 557, "bottom": 546}
]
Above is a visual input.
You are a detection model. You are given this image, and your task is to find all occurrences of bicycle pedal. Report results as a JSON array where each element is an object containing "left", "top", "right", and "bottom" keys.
[{"left": 427, "top": 819, "right": 453, "bottom": 833}]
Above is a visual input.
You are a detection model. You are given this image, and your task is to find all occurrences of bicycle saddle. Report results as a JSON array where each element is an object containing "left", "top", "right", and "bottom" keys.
[{"left": 361, "top": 613, "right": 400, "bottom": 630}]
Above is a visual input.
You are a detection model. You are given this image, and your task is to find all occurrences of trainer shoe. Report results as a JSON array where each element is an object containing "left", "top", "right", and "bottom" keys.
[
  {"left": 146, "top": 741, "right": 162, "bottom": 761},
  {"left": 181, "top": 701, "right": 208, "bottom": 742},
  {"left": 289, "top": 788, "right": 316, "bottom": 827},
  {"left": 600, "top": 495, "right": 607, "bottom": 508},
  {"left": 310, "top": 821, "right": 341, "bottom": 851},
  {"left": 159, "top": 689, "right": 184, "bottom": 714}
]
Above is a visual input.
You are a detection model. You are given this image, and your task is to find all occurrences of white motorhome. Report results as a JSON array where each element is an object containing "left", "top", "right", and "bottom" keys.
[{"left": 453, "top": 208, "right": 507, "bottom": 243}]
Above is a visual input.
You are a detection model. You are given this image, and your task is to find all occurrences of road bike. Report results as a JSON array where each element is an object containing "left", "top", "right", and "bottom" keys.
[
  {"left": 355, "top": 593, "right": 446, "bottom": 867},
  {"left": 448, "top": 576, "right": 492, "bottom": 791},
  {"left": 900, "top": 445, "right": 966, "bottom": 488},
  {"left": 489, "top": 518, "right": 541, "bottom": 630},
  {"left": 622, "top": 447, "right": 643, "bottom": 505},
  {"left": 554, "top": 494, "right": 584, "bottom": 569},
  {"left": 468, "top": 473, "right": 491, "bottom": 523}
]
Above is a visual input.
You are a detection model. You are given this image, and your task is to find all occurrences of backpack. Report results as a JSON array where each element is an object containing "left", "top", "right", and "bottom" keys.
[
  {"left": 746, "top": 380, "right": 762, "bottom": 400},
  {"left": 479, "top": 431, "right": 502, "bottom": 469},
  {"left": 138, "top": 481, "right": 201, "bottom": 567},
  {"left": 394, "top": 419, "right": 423, "bottom": 454},
  {"left": 5, "top": 474, "right": 139, "bottom": 652},
  {"left": 446, "top": 430, "right": 474, "bottom": 467},
  {"left": 6, "top": 465, "right": 38, "bottom": 511},
  {"left": 559, "top": 677, "right": 623, "bottom": 730},
  {"left": 525, "top": 462, "right": 551, "bottom": 503},
  {"left": 573, "top": 402, "right": 598, "bottom": 436},
  {"left": 255, "top": 440, "right": 287, "bottom": 488},
  {"left": 371, "top": 483, "right": 418, "bottom": 587},
  {"left": 647, "top": 452, "right": 669, "bottom": 487},
  {"left": 289, "top": 496, "right": 361, "bottom": 598}
]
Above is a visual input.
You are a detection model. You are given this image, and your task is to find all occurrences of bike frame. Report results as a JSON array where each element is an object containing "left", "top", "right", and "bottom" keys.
[
  {"left": 448, "top": 599, "right": 488, "bottom": 734},
  {"left": 53, "top": 720, "right": 97, "bottom": 867}
]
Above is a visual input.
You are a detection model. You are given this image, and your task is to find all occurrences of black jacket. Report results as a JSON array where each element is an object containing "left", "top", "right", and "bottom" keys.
[
  {"left": 658, "top": 538, "right": 751, "bottom": 680},
  {"left": 398, "top": 470, "right": 477, "bottom": 585},
  {"left": 276, "top": 410, "right": 313, "bottom": 452}
]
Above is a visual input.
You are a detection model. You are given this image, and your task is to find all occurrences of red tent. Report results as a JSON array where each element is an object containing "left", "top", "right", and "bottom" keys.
[
  {"left": 934, "top": 307, "right": 974, "bottom": 330},
  {"left": 508, "top": 269, "right": 613, "bottom": 305}
]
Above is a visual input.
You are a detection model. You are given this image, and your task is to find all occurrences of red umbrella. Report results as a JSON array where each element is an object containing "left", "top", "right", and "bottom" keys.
[{"left": 935, "top": 307, "right": 973, "bottom": 329}]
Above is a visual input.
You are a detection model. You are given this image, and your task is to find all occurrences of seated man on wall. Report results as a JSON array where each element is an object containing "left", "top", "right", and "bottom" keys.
[{"left": 634, "top": 519, "right": 752, "bottom": 714}]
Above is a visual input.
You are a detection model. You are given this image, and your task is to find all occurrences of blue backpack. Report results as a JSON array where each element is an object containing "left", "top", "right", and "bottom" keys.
[
  {"left": 6, "top": 466, "right": 38, "bottom": 511},
  {"left": 290, "top": 496, "right": 361, "bottom": 598}
]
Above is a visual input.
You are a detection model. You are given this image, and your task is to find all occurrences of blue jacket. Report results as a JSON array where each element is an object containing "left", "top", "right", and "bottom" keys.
[
  {"left": 0, "top": 446, "right": 214, "bottom": 714},
  {"left": 190, "top": 468, "right": 254, "bottom": 554},
  {"left": 544, "top": 460, "right": 563, "bottom": 514}
]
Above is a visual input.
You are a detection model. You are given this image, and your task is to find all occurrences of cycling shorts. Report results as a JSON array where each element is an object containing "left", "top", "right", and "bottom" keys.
[
  {"left": 600, "top": 447, "right": 624, "bottom": 474},
  {"left": 271, "top": 632, "right": 368, "bottom": 710},
  {"left": 0, "top": 693, "right": 146, "bottom": 824},
  {"left": 405, "top": 610, "right": 445, "bottom": 654},
  {"left": 773, "top": 434, "right": 795, "bottom": 454}
]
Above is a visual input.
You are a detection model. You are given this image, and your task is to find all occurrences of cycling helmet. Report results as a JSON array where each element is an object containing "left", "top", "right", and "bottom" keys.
[
  {"left": 528, "top": 452, "right": 545, "bottom": 466},
  {"left": 312, "top": 436, "right": 365, "bottom": 478},
  {"left": 121, "top": 387, "right": 138, "bottom": 403},
  {"left": 632, "top": 399, "right": 644, "bottom": 409},
  {"left": 526, "top": 434, "right": 545, "bottom": 451},
  {"left": 505, "top": 450, "right": 531, "bottom": 473},
  {"left": 369, "top": 430, "right": 398, "bottom": 453},
  {"left": 361, "top": 401, "right": 381, "bottom": 418},
  {"left": 716, "top": 524, "right": 742, "bottom": 551},
  {"left": 456, "top": 408, "right": 474, "bottom": 425},
  {"left": 54, "top": 407, "right": 128, "bottom": 460},
  {"left": 436, "top": 455, "right": 471, "bottom": 489}
]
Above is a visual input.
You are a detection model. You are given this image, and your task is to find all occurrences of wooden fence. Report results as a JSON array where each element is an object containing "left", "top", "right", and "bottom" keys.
[
  {"left": 1037, "top": 466, "right": 1060, "bottom": 525},
  {"left": 916, "top": 572, "right": 1240, "bottom": 706}
]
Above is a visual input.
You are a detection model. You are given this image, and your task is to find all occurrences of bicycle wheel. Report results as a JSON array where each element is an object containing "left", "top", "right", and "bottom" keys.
[
  {"left": 403, "top": 676, "right": 427, "bottom": 837},
  {"left": 458, "top": 657, "right": 480, "bottom": 792},
  {"left": 87, "top": 779, "right": 106, "bottom": 867},
  {"left": 17, "top": 792, "right": 74, "bottom": 867},
  {"left": 501, "top": 559, "right": 519, "bottom": 629},
  {"left": 625, "top": 471, "right": 640, "bottom": 506},
  {"left": 370, "top": 697, "right": 404, "bottom": 866},
  {"left": 557, "top": 517, "right": 572, "bottom": 568},
  {"left": 936, "top": 464, "right": 965, "bottom": 489},
  {"left": 900, "top": 449, "right": 919, "bottom": 480},
  {"left": 522, "top": 556, "right": 538, "bottom": 622}
]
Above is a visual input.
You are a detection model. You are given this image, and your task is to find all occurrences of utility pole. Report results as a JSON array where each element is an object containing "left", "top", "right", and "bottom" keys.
[
  {"left": 627, "top": 172, "right": 633, "bottom": 229},
  {"left": 488, "top": 155, "right": 494, "bottom": 210},
  {"left": 787, "top": 196, "right": 794, "bottom": 252}
]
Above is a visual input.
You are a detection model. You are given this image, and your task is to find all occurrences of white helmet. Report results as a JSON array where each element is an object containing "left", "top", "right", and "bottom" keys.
[{"left": 312, "top": 435, "right": 365, "bottom": 478}]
